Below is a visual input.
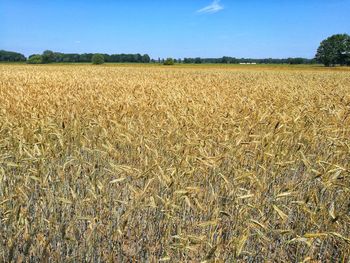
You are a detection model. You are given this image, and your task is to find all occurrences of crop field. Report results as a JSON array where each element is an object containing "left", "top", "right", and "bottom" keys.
[{"left": 0, "top": 64, "right": 350, "bottom": 262}]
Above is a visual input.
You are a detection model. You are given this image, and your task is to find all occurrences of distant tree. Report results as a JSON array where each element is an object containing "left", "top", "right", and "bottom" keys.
[
  {"left": 134, "top": 53, "right": 142, "bottom": 63},
  {"left": 103, "top": 54, "right": 111, "bottom": 62},
  {"left": 53, "top": 52, "right": 64, "bottom": 62},
  {"left": 315, "top": 34, "right": 350, "bottom": 66},
  {"left": 110, "top": 54, "right": 121, "bottom": 63},
  {"left": 287, "top": 57, "right": 305, "bottom": 65},
  {"left": 142, "top": 54, "right": 151, "bottom": 63},
  {"left": 0, "top": 50, "right": 26, "bottom": 62},
  {"left": 163, "top": 58, "right": 174, "bottom": 65},
  {"left": 125, "top": 54, "right": 135, "bottom": 62},
  {"left": 79, "top": 53, "right": 93, "bottom": 63},
  {"left": 92, "top": 54, "right": 105, "bottom": 65},
  {"left": 221, "top": 56, "right": 230, "bottom": 64},
  {"left": 27, "top": 55, "right": 43, "bottom": 64},
  {"left": 42, "top": 50, "right": 55, "bottom": 63},
  {"left": 194, "top": 57, "right": 202, "bottom": 64}
]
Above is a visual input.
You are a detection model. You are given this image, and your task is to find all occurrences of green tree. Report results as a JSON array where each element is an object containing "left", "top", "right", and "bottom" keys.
[
  {"left": 287, "top": 57, "right": 305, "bottom": 64},
  {"left": 0, "top": 50, "right": 26, "bottom": 62},
  {"left": 27, "top": 55, "right": 43, "bottom": 64},
  {"left": 142, "top": 54, "right": 151, "bottom": 63},
  {"left": 42, "top": 50, "right": 55, "bottom": 63},
  {"left": 194, "top": 57, "right": 202, "bottom": 64},
  {"left": 315, "top": 34, "right": 350, "bottom": 66},
  {"left": 92, "top": 54, "right": 105, "bottom": 65},
  {"left": 163, "top": 58, "right": 174, "bottom": 65}
]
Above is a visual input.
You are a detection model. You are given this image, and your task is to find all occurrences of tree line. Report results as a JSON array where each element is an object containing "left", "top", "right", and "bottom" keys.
[
  {"left": 182, "top": 57, "right": 315, "bottom": 64},
  {"left": 180, "top": 34, "right": 349, "bottom": 66},
  {"left": 0, "top": 50, "right": 26, "bottom": 62},
  {"left": 161, "top": 57, "right": 315, "bottom": 65},
  {"left": 0, "top": 34, "right": 349, "bottom": 66},
  {"left": 0, "top": 50, "right": 315, "bottom": 65},
  {"left": 25, "top": 50, "right": 151, "bottom": 64}
]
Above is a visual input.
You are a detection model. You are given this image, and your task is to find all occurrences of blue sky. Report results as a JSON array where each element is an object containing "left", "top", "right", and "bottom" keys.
[{"left": 1, "top": 0, "right": 350, "bottom": 59}]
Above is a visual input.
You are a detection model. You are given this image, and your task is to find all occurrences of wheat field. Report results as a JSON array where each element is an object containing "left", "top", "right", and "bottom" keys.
[{"left": 0, "top": 64, "right": 349, "bottom": 262}]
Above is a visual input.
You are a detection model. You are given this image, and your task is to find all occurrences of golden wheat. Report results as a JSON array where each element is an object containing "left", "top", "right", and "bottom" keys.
[{"left": 0, "top": 64, "right": 349, "bottom": 262}]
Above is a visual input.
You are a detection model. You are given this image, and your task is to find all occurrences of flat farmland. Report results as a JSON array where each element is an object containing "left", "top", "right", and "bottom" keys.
[{"left": 0, "top": 64, "right": 349, "bottom": 261}]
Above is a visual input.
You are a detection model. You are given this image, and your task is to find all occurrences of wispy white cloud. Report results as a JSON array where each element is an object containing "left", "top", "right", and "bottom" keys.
[
  {"left": 197, "top": 0, "right": 224, "bottom": 14},
  {"left": 75, "top": 40, "right": 81, "bottom": 44}
]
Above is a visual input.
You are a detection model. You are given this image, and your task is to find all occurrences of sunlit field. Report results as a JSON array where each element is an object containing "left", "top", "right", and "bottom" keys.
[{"left": 1, "top": 64, "right": 349, "bottom": 262}]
